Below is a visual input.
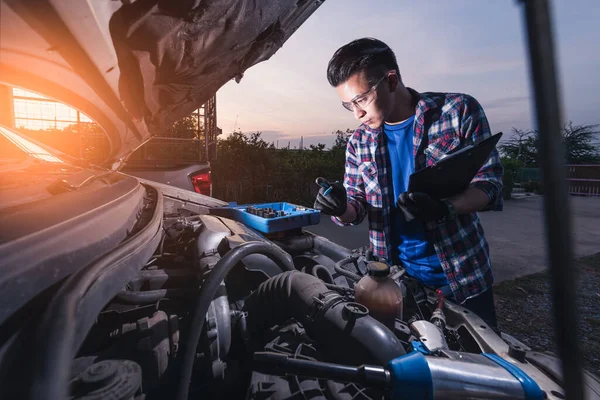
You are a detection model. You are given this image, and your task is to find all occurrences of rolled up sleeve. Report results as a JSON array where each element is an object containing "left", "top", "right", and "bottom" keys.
[{"left": 461, "top": 95, "right": 504, "bottom": 211}]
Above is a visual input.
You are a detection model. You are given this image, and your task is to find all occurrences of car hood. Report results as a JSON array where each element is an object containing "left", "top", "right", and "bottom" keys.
[{"left": 0, "top": 0, "right": 323, "bottom": 169}]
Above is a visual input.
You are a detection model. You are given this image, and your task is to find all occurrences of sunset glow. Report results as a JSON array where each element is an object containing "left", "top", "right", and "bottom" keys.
[{"left": 12, "top": 88, "right": 92, "bottom": 131}]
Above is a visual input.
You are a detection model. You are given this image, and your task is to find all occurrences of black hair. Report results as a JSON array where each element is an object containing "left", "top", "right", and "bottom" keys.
[{"left": 327, "top": 38, "right": 400, "bottom": 87}]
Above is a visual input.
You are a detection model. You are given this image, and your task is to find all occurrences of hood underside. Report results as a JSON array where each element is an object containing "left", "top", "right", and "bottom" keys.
[{"left": 0, "top": 0, "right": 324, "bottom": 167}]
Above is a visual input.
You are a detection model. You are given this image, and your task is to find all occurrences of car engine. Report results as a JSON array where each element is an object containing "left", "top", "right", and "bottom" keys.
[
  {"left": 1, "top": 189, "right": 570, "bottom": 400},
  {"left": 69, "top": 212, "right": 415, "bottom": 400},
  {"left": 50, "top": 205, "right": 560, "bottom": 400}
]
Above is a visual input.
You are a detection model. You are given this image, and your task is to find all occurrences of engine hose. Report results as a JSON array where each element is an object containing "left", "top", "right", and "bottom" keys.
[
  {"left": 311, "top": 234, "right": 354, "bottom": 261},
  {"left": 324, "top": 283, "right": 354, "bottom": 296},
  {"left": 177, "top": 241, "right": 294, "bottom": 400},
  {"left": 116, "top": 288, "right": 195, "bottom": 304},
  {"left": 244, "top": 271, "right": 406, "bottom": 366},
  {"left": 334, "top": 256, "right": 361, "bottom": 281},
  {"left": 310, "top": 264, "right": 335, "bottom": 284},
  {"left": 273, "top": 235, "right": 314, "bottom": 253}
]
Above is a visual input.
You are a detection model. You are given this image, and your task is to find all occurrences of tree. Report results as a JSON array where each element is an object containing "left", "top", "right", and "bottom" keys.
[
  {"left": 331, "top": 128, "right": 354, "bottom": 151},
  {"left": 246, "top": 131, "right": 275, "bottom": 150},
  {"left": 62, "top": 121, "right": 103, "bottom": 135},
  {"left": 211, "top": 131, "right": 276, "bottom": 201},
  {"left": 62, "top": 122, "right": 109, "bottom": 161},
  {"left": 498, "top": 128, "right": 536, "bottom": 167},
  {"left": 560, "top": 122, "right": 600, "bottom": 164},
  {"left": 500, "top": 157, "right": 523, "bottom": 199},
  {"left": 167, "top": 115, "right": 202, "bottom": 139},
  {"left": 309, "top": 143, "right": 326, "bottom": 152},
  {"left": 499, "top": 122, "right": 600, "bottom": 166}
]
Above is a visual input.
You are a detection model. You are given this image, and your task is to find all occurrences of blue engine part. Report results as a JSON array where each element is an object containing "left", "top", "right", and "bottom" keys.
[
  {"left": 482, "top": 353, "right": 546, "bottom": 400},
  {"left": 253, "top": 350, "right": 545, "bottom": 400},
  {"left": 388, "top": 351, "right": 545, "bottom": 400}
]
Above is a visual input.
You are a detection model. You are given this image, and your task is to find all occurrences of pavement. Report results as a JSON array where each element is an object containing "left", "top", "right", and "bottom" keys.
[{"left": 306, "top": 195, "right": 600, "bottom": 283}]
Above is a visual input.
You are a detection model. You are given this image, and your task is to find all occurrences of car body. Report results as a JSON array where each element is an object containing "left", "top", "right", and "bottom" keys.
[
  {"left": 0, "top": 1, "right": 598, "bottom": 400},
  {"left": 121, "top": 159, "right": 213, "bottom": 196}
]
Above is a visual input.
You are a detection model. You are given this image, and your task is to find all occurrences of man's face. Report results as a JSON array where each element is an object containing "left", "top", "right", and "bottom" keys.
[{"left": 335, "top": 70, "right": 393, "bottom": 129}]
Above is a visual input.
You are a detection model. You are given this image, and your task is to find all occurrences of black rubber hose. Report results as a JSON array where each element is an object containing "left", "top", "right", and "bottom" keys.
[
  {"left": 324, "top": 283, "right": 354, "bottom": 296},
  {"left": 311, "top": 264, "right": 335, "bottom": 284},
  {"left": 335, "top": 256, "right": 361, "bottom": 281},
  {"left": 116, "top": 288, "right": 195, "bottom": 304},
  {"left": 310, "top": 234, "right": 354, "bottom": 261},
  {"left": 177, "top": 241, "right": 294, "bottom": 400},
  {"left": 244, "top": 271, "right": 405, "bottom": 366},
  {"left": 273, "top": 235, "right": 314, "bottom": 253},
  {"left": 244, "top": 271, "right": 328, "bottom": 332}
]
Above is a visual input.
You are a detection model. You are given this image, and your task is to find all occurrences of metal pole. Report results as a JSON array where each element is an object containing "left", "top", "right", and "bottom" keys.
[
  {"left": 196, "top": 105, "right": 206, "bottom": 162},
  {"left": 206, "top": 97, "right": 211, "bottom": 162},
  {"left": 213, "top": 94, "right": 217, "bottom": 161},
  {"left": 519, "top": 0, "right": 584, "bottom": 398}
]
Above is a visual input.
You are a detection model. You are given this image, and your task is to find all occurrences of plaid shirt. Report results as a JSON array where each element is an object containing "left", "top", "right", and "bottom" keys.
[{"left": 333, "top": 88, "right": 504, "bottom": 303}]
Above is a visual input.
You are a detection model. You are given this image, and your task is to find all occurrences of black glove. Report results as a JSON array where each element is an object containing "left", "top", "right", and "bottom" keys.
[
  {"left": 313, "top": 177, "right": 347, "bottom": 216},
  {"left": 396, "top": 192, "right": 450, "bottom": 222}
]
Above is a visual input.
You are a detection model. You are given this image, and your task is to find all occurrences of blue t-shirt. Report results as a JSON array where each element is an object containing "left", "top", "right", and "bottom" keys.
[{"left": 384, "top": 117, "right": 448, "bottom": 287}]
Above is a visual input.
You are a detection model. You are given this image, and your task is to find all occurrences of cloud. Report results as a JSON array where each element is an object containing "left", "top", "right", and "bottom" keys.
[
  {"left": 422, "top": 59, "right": 525, "bottom": 79},
  {"left": 216, "top": 1, "right": 600, "bottom": 148},
  {"left": 483, "top": 96, "right": 529, "bottom": 110}
]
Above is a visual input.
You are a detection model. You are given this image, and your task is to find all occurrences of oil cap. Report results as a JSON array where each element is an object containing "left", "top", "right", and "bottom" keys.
[{"left": 366, "top": 261, "right": 390, "bottom": 277}]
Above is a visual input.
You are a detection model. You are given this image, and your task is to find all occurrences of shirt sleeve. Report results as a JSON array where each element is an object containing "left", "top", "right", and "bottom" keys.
[
  {"left": 332, "top": 133, "right": 368, "bottom": 226},
  {"left": 460, "top": 95, "right": 504, "bottom": 211}
]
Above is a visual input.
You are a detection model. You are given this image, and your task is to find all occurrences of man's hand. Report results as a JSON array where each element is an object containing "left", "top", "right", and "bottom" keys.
[
  {"left": 396, "top": 192, "right": 451, "bottom": 222},
  {"left": 314, "top": 177, "right": 347, "bottom": 216}
]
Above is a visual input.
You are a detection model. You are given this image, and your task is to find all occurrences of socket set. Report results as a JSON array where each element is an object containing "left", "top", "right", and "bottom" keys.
[
  {"left": 210, "top": 202, "right": 321, "bottom": 234},
  {"left": 245, "top": 206, "right": 286, "bottom": 219}
]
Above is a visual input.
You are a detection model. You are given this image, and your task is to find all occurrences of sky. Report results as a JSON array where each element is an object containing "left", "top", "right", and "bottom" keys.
[{"left": 215, "top": 0, "right": 600, "bottom": 149}]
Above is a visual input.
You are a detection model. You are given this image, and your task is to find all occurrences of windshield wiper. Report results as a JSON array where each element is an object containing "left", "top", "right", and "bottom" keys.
[{"left": 47, "top": 169, "right": 112, "bottom": 194}]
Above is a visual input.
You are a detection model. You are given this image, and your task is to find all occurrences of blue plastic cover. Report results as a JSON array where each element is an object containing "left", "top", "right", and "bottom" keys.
[
  {"left": 410, "top": 340, "right": 430, "bottom": 355},
  {"left": 388, "top": 351, "right": 433, "bottom": 400},
  {"left": 482, "top": 353, "right": 545, "bottom": 400}
]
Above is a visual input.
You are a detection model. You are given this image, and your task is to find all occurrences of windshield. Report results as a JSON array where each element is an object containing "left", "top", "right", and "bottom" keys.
[{"left": 0, "top": 124, "right": 65, "bottom": 164}]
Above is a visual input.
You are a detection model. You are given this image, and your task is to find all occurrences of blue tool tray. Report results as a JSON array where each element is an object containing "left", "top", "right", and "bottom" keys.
[{"left": 211, "top": 202, "right": 320, "bottom": 234}]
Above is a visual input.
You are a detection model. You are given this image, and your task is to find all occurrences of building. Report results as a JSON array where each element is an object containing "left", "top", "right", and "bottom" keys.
[{"left": 0, "top": 84, "right": 220, "bottom": 162}]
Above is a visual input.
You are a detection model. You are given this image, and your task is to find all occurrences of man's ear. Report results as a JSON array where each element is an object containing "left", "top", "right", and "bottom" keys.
[{"left": 388, "top": 73, "right": 399, "bottom": 92}]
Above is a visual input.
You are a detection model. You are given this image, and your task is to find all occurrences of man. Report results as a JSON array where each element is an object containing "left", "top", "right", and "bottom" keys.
[{"left": 314, "top": 38, "right": 504, "bottom": 328}]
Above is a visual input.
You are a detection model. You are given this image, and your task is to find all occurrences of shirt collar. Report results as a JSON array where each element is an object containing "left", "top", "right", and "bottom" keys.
[
  {"left": 408, "top": 87, "right": 440, "bottom": 116},
  {"left": 360, "top": 87, "right": 439, "bottom": 137}
]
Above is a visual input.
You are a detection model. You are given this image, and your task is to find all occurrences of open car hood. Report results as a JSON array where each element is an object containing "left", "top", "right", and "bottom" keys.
[{"left": 0, "top": 0, "right": 323, "bottom": 168}]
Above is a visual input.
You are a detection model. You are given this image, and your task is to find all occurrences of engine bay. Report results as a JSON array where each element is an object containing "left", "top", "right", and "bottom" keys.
[
  {"left": 59, "top": 206, "right": 558, "bottom": 400},
  {"left": 0, "top": 186, "right": 567, "bottom": 400}
]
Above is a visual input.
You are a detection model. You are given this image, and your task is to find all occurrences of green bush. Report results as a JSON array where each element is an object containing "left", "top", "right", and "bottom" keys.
[
  {"left": 211, "top": 132, "right": 347, "bottom": 206},
  {"left": 501, "top": 157, "right": 523, "bottom": 200}
]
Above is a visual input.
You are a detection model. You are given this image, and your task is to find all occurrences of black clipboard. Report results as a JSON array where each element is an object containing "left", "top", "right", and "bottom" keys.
[{"left": 407, "top": 132, "right": 503, "bottom": 200}]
